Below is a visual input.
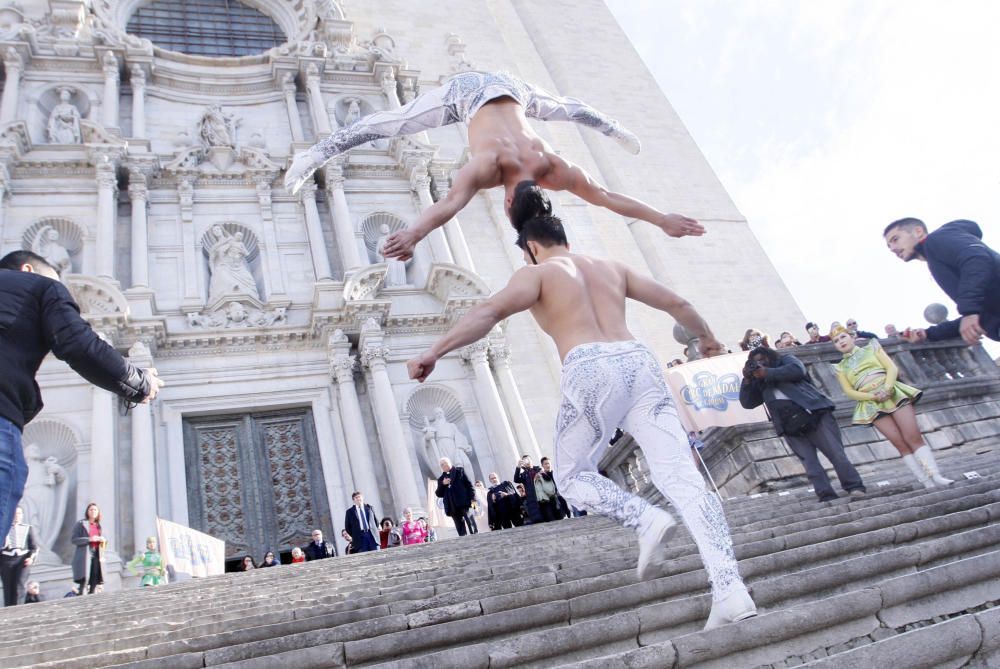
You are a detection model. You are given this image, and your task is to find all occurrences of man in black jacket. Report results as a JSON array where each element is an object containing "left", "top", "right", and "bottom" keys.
[
  {"left": 302, "top": 528, "right": 336, "bottom": 560},
  {"left": 885, "top": 218, "right": 1000, "bottom": 344},
  {"left": 486, "top": 472, "right": 518, "bottom": 530},
  {"left": 513, "top": 454, "right": 543, "bottom": 524},
  {"left": 435, "top": 457, "right": 477, "bottom": 536},
  {"left": 739, "top": 347, "right": 866, "bottom": 502},
  {"left": 0, "top": 251, "right": 163, "bottom": 544},
  {"left": 343, "top": 491, "right": 380, "bottom": 552}
]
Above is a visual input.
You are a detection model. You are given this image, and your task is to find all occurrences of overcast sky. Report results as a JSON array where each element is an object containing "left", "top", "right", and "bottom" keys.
[{"left": 606, "top": 0, "right": 999, "bottom": 357}]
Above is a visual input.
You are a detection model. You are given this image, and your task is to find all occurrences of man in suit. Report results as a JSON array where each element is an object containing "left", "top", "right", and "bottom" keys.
[
  {"left": 302, "top": 528, "right": 336, "bottom": 561},
  {"left": 436, "top": 457, "right": 477, "bottom": 536},
  {"left": 343, "top": 491, "right": 380, "bottom": 552},
  {"left": 486, "top": 472, "right": 518, "bottom": 530},
  {"left": 1, "top": 506, "right": 38, "bottom": 606}
]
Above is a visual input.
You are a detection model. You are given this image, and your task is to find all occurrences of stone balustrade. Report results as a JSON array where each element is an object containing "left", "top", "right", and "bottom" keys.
[{"left": 600, "top": 338, "right": 1000, "bottom": 500}]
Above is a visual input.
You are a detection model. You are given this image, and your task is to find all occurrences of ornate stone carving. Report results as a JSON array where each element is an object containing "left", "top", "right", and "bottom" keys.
[
  {"left": 360, "top": 344, "right": 390, "bottom": 369},
  {"left": 426, "top": 265, "right": 490, "bottom": 301},
  {"left": 95, "top": 158, "right": 117, "bottom": 190},
  {"left": 128, "top": 171, "right": 147, "bottom": 201},
  {"left": 46, "top": 87, "right": 81, "bottom": 144},
  {"left": 204, "top": 223, "right": 260, "bottom": 304},
  {"left": 461, "top": 339, "right": 490, "bottom": 363},
  {"left": 421, "top": 406, "right": 476, "bottom": 479},
  {"left": 101, "top": 50, "right": 118, "bottom": 79},
  {"left": 330, "top": 353, "right": 357, "bottom": 383},
  {"left": 199, "top": 104, "right": 237, "bottom": 149},
  {"left": 29, "top": 224, "right": 71, "bottom": 275},
  {"left": 343, "top": 263, "right": 388, "bottom": 301},
  {"left": 445, "top": 33, "right": 475, "bottom": 73},
  {"left": 281, "top": 72, "right": 297, "bottom": 94},
  {"left": 130, "top": 65, "right": 146, "bottom": 90},
  {"left": 376, "top": 223, "right": 409, "bottom": 287},
  {"left": 263, "top": 419, "right": 315, "bottom": 544},
  {"left": 186, "top": 302, "right": 287, "bottom": 329},
  {"left": 196, "top": 426, "right": 248, "bottom": 555}
]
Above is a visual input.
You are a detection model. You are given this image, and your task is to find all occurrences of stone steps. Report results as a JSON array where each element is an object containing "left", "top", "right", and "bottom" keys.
[{"left": 0, "top": 448, "right": 996, "bottom": 668}]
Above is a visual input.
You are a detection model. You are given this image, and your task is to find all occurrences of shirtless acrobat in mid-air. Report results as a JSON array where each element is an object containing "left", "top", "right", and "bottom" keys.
[
  {"left": 284, "top": 71, "right": 704, "bottom": 260},
  {"left": 405, "top": 214, "right": 757, "bottom": 630}
]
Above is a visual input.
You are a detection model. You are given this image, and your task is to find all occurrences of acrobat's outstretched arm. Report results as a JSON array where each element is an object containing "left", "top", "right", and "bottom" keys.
[{"left": 544, "top": 156, "right": 705, "bottom": 238}]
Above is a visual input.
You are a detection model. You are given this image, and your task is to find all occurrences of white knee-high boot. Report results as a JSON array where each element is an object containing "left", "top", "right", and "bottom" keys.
[
  {"left": 902, "top": 453, "right": 935, "bottom": 488},
  {"left": 913, "top": 446, "right": 954, "bottom": 486}
]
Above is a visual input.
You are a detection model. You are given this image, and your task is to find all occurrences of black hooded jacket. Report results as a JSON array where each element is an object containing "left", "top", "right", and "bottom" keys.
[
  {"left": 0, "top": 269, "right": 150, "bottom": 429},
  {"left": 918, "top": 220, "right": 1000, "bottom": 341}
]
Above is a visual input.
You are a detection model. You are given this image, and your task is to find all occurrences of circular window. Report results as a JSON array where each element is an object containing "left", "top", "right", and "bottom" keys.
[{"left": 126, "top": 0, "right": 286, "bottom": 58}]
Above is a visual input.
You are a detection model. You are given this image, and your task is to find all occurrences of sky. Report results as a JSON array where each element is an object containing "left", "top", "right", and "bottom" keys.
[{"left": 605, "top": 0, "right": 1000, "bottom": 358}]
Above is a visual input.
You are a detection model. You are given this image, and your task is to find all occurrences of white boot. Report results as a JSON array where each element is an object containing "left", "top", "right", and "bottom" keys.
[
  {"left": 913, "top": 447, "right": 954, "bottom": 486},
  {"left": 284, "top": 147, "right": 325, "bottom": 195},
  {"left": 704, "top": 585, "right": 758, "bottom": 630},
  {"left": 902, "top": 453, "right": 935, "bottom": 489},
  {"left": 635, "top": 506, "right": 677, "bottom": 581}
]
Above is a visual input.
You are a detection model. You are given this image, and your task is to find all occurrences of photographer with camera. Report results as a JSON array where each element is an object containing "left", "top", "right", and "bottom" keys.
[
  {"left": 513, "top": 455, "right": 543, "bottom": 524},
  {"left": 739, "top": 347, "right": 866, "bottom": 502}
]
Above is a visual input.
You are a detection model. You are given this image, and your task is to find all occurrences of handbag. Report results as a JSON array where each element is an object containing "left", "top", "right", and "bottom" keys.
[{"left": 770, "top": 399, "right": 821, "bottom": 437}]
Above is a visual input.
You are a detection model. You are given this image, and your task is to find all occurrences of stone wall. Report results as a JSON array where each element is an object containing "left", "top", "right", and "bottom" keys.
[{"left": 601, "top": 339, "right": 1000, "bottom": 499}]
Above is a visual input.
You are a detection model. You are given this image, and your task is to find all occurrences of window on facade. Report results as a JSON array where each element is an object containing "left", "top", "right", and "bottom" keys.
[{"left": 126, "top": 0, "right": 285, "bottom": 57}]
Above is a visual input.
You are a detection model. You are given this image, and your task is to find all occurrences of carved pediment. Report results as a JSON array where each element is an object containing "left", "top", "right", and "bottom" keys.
[
  {"left": 426, "top": 264, "right": 490, "bottom": 302},
  {"left": 343, "top": 264, "right": 388, "bottom": 302},
  {"left": 65, "top": 274, "right": 129, "bottom": 329},
  {"left": 80, "top": 119, "right": 126, "bottom": 147},
  {"left": 0, "top": 121, "right": 31, "bottom": 155}
]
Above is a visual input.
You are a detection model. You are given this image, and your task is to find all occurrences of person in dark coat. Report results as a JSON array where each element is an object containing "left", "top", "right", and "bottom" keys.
[
  {"left": 435, "top": 457, "right": 477, "bottom": 536},
  {"left": 739, "top": 347, "right": 866, "bottom": 502},
  {"left": 885, "top": 218, "right": 1000, "bottom": 344},
  {"left": 302, "top": 529, "right": 336, "bottom": 560},
  {"left": 71, "top": 502, "right": 106, "bottom": 595},
  {"left": 513, "top": 455, "right": 543, "bottom": 524},
  {"left": 0, "top": 250, "right": 163, "bottom": 543},
  {"left": 343, "top": 492, "right": 380, "bottom": 552},
  {"left": 1, "top": 506, "right": 38, "bottom": 606},
  {"left": 486, "top": 472, "right": 518, "bottom": 530}
]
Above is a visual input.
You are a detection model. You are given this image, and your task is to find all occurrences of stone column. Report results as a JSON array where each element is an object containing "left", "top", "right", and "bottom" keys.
[
  {"left": 128, "top": 171, "right": 149, "bottom": 287},
  {"left": 299, "top": 181, "right": 332, "bottom": 281},
  {"left": 95, "top": 158, "right": 118, "bottom": 279},
  {"left": 177, "top": 179, "right": 201, "bottom": 306},
  {"left": 324, "top": 162, "right": 364, "bottom": 273},
  {"left": 463, "top": 340, "right": 520, "bottom": 474},
  {"left": 129, "top": 65, "right": 146, "bottom": 138},
  {"left": 430, "top": 167, "right": 475, "bottom": 270},
  {"left": 0, "top": 165, "right": 9, "bottom": 245},
  {"left": 102, "top": 51, "right": 119, "bottom": 129},
  {"left": 360, "top": 321, "right": 423, "bottom": 513},
  {"left": 90, "top": 378, "right": 117, "bottom": 551},
  {"left": 489, "top": 340, "right": 541, "bottom": 461},
  {"left": 305, "top": 63, "right": 332, "bottom": 137},
  {"left": 0, "top": 48, "right": 23, "bottom": 123},
  {"left": 410, "top": 163, "right": 454, "bottom": 264},
  {"left": 281, "top": 72, "right": 304, "bottom": 143},
  {"left": 328, "top": 331, "right": 380, "bottom": 498},
  {"left": 128, "top": 342, "right": 157, "bottom": 552},
  {"left": 256, "top": 179, "right": 285, "bottom": 296}
]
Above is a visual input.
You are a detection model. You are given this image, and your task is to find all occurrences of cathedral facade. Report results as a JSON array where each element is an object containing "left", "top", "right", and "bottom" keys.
[{"left": 0, "top": 0, "right": 802, "bottom": 586}]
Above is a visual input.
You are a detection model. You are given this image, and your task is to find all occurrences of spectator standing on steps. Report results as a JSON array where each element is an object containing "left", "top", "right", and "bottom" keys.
[
  {"left": 533, "top": 457, "right": 566, "bottom": 522},
  {"left": 70, "top": 502, "right": 106, "bottom": 595},
  {"left": 487, "top": 472, "right": 518, "bottom": 530},
  {"left": 303, "top": 529, "right": 336, "bottom": 560},
  {"left": 435, "top": 457, "right": 477, "bottom": 536},
  {"left": 513, "top": 455, "right": 543, "bottom": 523},
  {"left": 1, "top": 506, "right": 37, "bottom": 606},
  {"left": 739, "top": 347, "right": 867, "bottom": 502},
  {"left": 343, "top": 492, "right": 380, "bottom": 553}
]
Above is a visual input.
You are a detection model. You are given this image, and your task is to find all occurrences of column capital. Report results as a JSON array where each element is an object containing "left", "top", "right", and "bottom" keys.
[
  {"left": 461, "top": 339, "right": 490, "bottom": 364},
  {"left": 281, "top": 71, "right": 297, "bottom": 95},
  {"left": 3, "top": 46, "right": 23, "bottom": 72},
  {"left": 330, "top": 353, "right": 357, "bottom": 384},
  {"left": 429, "top": 170, "right": 451, "bottom": 200},
  {"left": 130, "top": 64, "right": 146, "bottom": 90},
  {"left": 95, "top": 159, "right": 117, "bottom": 190},
  {"left": 306, "top": 62, "right": 322, "bottom": 85},
  {"left": 360, "top": 343, "right": 390, "bottom": 370},
  {"left": 128, "top": 171, "right": 148, "bottom": 200},
  {"left": 102, "top": 50, "right": 119, "bottom": 80},
  {"left": 489, "top": 340, "right": 512, "bottom": 368},
  {"left": 324, "top": 161, "right": 346, "bottom": 189},
  {"left": 298, "top": 179, "right": 318, "bottom": 201},
  {"left": 409, "top": 162, "right": 431, "bottom": 192},
  {"left": 255, "top": 179, "right": 273, "bottom": 211}
]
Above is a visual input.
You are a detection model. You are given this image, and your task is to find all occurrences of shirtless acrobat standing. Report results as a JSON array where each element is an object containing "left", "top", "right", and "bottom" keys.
[
  {"left": 406, "top": 214, "right": 756, "bottom": 630},
  {"left": 284, "top": 71, "right": 704, "bottom": 260}
]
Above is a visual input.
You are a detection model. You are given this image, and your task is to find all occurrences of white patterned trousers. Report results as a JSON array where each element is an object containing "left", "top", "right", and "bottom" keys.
[
  {"left": 554, "top": 341, "right": 744, "bottom": 599},
  {"left": 309, "top": 71, "right": 635, "bottom": 161}
]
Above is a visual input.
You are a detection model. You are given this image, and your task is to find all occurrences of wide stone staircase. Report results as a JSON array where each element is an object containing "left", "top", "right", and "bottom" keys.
[{"left": 2, "top": 445, "right": 999, "bottom": 669}]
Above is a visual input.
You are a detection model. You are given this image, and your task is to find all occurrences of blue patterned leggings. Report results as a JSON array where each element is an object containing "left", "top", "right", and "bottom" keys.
[{"left": 554, "top": 341, "right": 744, "bottom": 598}]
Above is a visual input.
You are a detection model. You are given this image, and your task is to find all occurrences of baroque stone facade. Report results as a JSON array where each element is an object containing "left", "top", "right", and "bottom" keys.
[{"left": 0, "top": 0, "right": 802, "bottom": 585}]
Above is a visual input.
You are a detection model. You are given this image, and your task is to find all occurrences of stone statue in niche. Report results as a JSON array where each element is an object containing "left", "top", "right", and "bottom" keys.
[
  {"left": 343, "top": 98, "right": 362, "bottom": 125},
  {"left": 198, "top": 104, "right": 238, "bottom": 149},
  {"left": 31, "top": 225, "right": 71, "bottom": 275},
  {"left": 20, "top": 443, "right": 68, "bottom": 564},
  {"left": 422, "top": 407, "right": 476, "bottom": 479},
  {"left": 46, "top": 88, "right": 81, "bottom": 144},
  {"left": 205, "top": 225, "right": 259, "bottom": 303},
  {"left": 376, "top": 223, "right": 409, "bottom": 286}
]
